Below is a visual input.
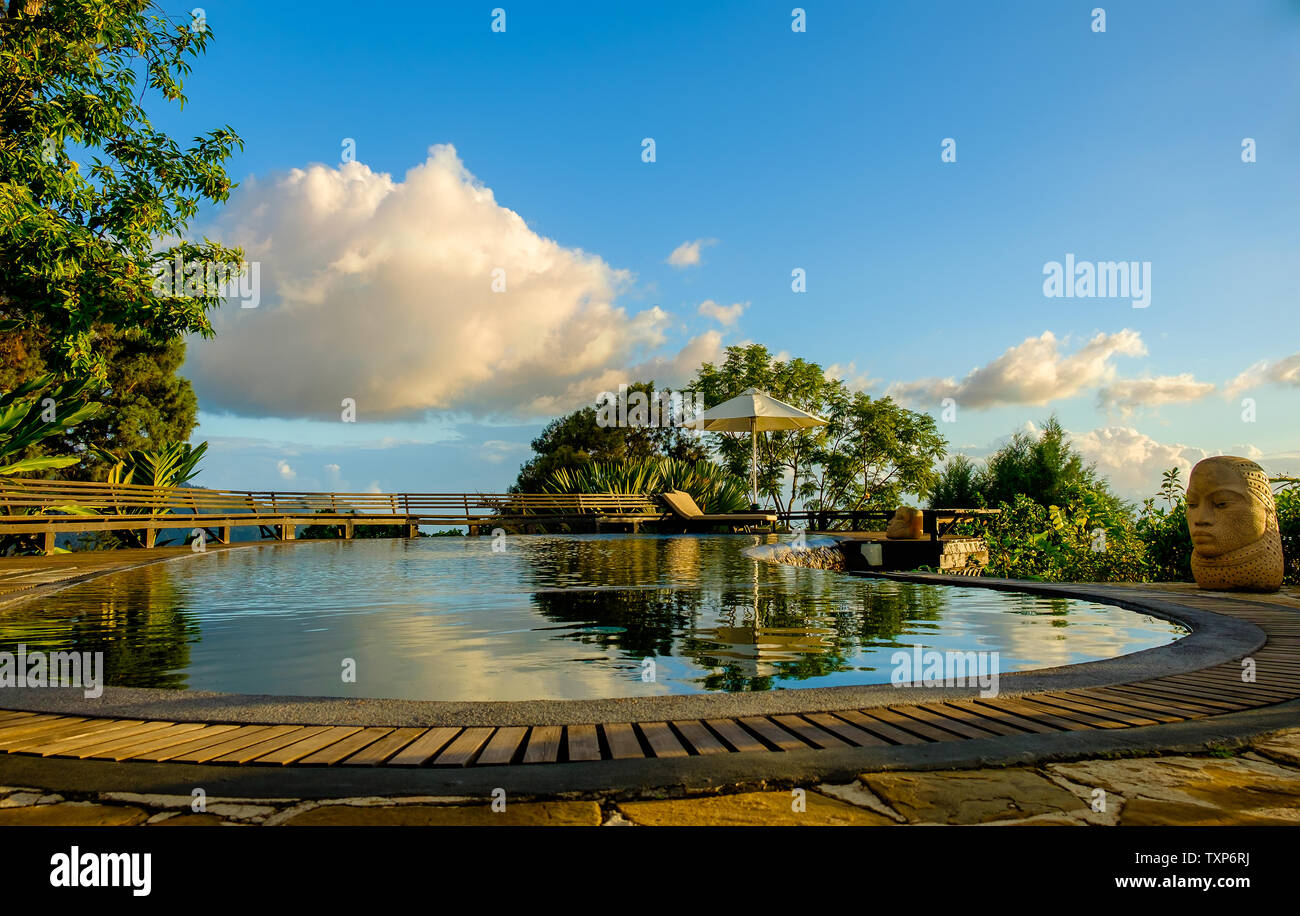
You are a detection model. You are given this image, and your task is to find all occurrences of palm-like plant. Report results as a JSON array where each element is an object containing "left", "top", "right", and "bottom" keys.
[
  {"left": 94, "top": 440, "right": 208, "bottom": 488},
  {"left": 546, "top": 460, "right": 661, "bottom": 497},
  {"left": 545, "top": 457, "right": 750, "bottom": 514},
  {"left": 88, "top": 441, "right": 209, "bottom": 547},
  {"left": 0, "top": 375, "right": 101, "bottom": 476},
  {"left": 0, "top": 376, "right": 102, "bottom": 554}
]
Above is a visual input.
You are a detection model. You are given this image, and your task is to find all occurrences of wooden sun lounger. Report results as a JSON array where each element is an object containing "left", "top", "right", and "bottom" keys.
[{"left": 657, "top": 490, "right": 777, "bottom": 530}]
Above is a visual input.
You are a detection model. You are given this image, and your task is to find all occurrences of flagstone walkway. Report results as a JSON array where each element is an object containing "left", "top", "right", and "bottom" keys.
[{"left": 2, "top": 727, "right": 1296, "bottom": 825}]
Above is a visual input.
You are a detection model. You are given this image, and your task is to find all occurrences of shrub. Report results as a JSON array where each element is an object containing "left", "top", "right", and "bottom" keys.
[
  {"left": 929, "top": 454, "right": 984, "bottom": 509},
  {"left": 1134, "top": 468, "right": 1192, "bottom": 582},
  {"left": 983, "top": 493, "right": 1146, "bottom": 582},
  {"left": 1274, "top": 478, "right": 1300, "bottom": 585}
]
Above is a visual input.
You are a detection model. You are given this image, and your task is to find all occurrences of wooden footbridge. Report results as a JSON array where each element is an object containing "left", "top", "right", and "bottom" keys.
[{"left": 0, "top": 479, "right": 664, "bottom": 553}]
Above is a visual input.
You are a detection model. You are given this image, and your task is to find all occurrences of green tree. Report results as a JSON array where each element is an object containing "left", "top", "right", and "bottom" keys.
[
  {"left": 545, "top": 457, "right": 750, "bottom": 514},
  {"left": 0, "top": 324, "right": 198, "bottom": 478},
  {"left": 65, "top": 330, "right": 197, "bottom": 470},
  {"left": 0, "top": 0, "right": 242, "bottom": 381},
  {"left": 951, "top": 418, "right": 1153, "bottom": 582},
  {"left": 929, "top": 454, "right": 984, "bottom": 509},
  {"left": 95, "top": 439, "right": 206, "bottom": 488},
  {"left": 0, "top": 373, "right": 101, "bottom": 553},
  {"left": 814, "top": 391, "right": 944, "bottom": 511},
  {"left": 691, "top": 344, "right": 945, "bottom": 513},
  {"left": 691, "top": 345, "right": 834, "bottom": 511},
  {"left": 512, "top": 382, "right": 706, "bottom": 492},
  {"left": 982, "top": 416, "right": 1122, "bottom": 513}
]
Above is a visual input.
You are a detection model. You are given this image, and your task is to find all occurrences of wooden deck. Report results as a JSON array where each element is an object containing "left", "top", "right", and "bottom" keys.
[{"left": 0, "top": 585, "right": 1295, "bottom": 770}]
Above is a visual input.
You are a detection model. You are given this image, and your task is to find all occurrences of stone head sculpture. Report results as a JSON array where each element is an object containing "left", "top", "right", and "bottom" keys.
[
  {"left": 1186, "top": 456, "right": 1283, "bottom": 592},
  {"left": 886, "top": 506, "right": 924, "bottom": 540}
]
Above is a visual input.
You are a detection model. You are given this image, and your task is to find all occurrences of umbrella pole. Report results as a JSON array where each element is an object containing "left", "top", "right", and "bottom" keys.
[{"left": 750, "top": 421, "right": 757, "bottom": 508}]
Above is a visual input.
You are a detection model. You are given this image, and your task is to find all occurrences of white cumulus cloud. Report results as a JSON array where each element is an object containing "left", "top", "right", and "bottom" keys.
[
  {"left": 666, "top": 238, "right": 715, "bottom": 268},
  {"left": 696, "top": 299, "right": 746, "bottom": 326},
  {"left": 186, "top": 145, "right": 705, "bottom": 421},
  {"left": 886, "top": 330, "right": 1146, "bottom": 410},
  {"left": 1225, "top": 352, "right": 1300, "bottom": 398},
  {"left": 1096, "top": 374, "right": 1215, "bottom": 415},
  {"left": 824, "top": 361, "right": 879, "bottom": 393},
  {"left": 1065, "top": 426, "right": 1261, "bottom": 501}
]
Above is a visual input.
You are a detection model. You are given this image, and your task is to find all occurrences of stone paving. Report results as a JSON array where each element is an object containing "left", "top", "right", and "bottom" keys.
[{"left": 2, "top": 728, "right": 1297, "bottom": 826}]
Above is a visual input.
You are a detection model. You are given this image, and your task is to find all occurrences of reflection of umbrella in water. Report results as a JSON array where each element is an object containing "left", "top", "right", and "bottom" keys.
[
  {"left": 700, "top": 538, "right": 833, "bottom": 680},
  {"left": 687, "top": 388, "right": 828, "bottom": 507}
]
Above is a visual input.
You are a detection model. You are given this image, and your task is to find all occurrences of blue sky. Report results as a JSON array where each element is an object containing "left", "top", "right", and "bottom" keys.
[{"left": 155, "top": 1, "right": 1300, "bottom": 499}]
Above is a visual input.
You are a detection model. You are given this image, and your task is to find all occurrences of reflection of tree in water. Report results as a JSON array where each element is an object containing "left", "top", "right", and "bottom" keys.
[
  {"left": 0, "top": 565, "right": 199, "bottom": 688},
  {"left": 524, "top": 534, "right": 709, "bottom": 589},
  {"left": 526, "top": 536, "right": 951, "bottom": 692},
  {"left": 1001, "top": 592, "right": 1073, "bottom": 627},
  {"left": 685, "top": 583, "right": 948, "bottom": 691},
  {"left": 531, "top": 587, "right": 704, "bottom": 659}
]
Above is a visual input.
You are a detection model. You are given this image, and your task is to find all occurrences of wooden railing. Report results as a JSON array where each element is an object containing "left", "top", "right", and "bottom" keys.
[
  {"left": 0, "top": 479, "right": 664, "bottom": 553},
  {"left": 777, "top": 507, "right": 1000, "bottom": 539}
]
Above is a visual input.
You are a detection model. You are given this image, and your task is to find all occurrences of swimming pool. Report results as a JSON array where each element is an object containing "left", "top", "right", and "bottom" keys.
[{"left": 1, "top": 535, "right": 1187, "bottom": 701}]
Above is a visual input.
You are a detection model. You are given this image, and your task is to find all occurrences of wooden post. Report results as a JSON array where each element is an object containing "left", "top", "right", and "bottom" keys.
[
  {"left": 43, "top": 529, "right": 55, "bottom": 556},
  {"left": 144, "top": 526, "right": 157, "bottom": 549},
  {"left": 278, "top": 518, "right": 296, "bottom": 540},
  {"left": 406, "top": 521, "right": 419, "bottom": 539},
  {"left": 344, "top": 519, "right": 355, "bottom": 539},
  {"left": 220, "top": 525, "right": 232, "bottom": 544}
]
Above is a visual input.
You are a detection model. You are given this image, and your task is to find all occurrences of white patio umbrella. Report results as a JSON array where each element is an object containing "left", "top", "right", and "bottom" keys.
[{"left": 687, "top": 387, "right": 828, "bottom": 507}]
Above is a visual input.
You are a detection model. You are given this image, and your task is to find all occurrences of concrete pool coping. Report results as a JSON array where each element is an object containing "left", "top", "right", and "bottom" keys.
[{"left": 0, "top": 542, "right": 1266, "bottom": 726}]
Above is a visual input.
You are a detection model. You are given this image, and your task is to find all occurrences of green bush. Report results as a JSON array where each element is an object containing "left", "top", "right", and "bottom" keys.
[
  {"left": 1275, "top": 479, "right": 1300, "bottom": 585},
  {"left": 1134, "top": 468, "right": 1192, "bottom": 582},
  {"left": 983, "top": 493, "right": 1146, "bottom": 582},
  {"left": 929, "top": 454, "right": 984, "bottom": 509}
]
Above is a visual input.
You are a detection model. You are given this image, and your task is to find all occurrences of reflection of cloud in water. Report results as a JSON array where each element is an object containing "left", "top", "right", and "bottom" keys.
[{"left": 890, "top": 588, "right": 1187, "bottom": 673}]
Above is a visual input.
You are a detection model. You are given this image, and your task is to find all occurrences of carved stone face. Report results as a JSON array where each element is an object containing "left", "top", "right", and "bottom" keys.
[
  {"left": 1186, "top": 458, "right": 1267, "bottom": 559},
  {"left": 886, "top": 507, "right": 924, "bottom": 540}
]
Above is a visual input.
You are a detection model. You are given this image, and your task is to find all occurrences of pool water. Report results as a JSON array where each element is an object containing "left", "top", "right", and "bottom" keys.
[{"left": 0, "top": 535, "right": 1187, "bottom": 701}]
